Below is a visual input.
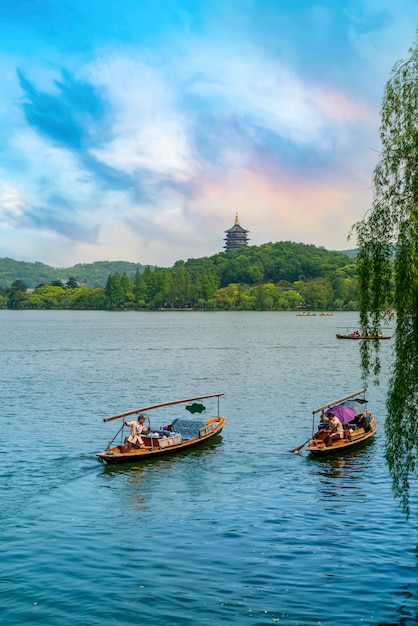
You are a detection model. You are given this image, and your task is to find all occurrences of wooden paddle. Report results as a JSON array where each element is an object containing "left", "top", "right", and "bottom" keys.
[{"left": 288, "top": 438, "right": 311, "bottom": 453}]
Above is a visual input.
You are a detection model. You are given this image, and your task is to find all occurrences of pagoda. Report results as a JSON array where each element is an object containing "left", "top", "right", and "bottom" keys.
[{"left": 223, "top": 211, "right": 250, "bottom": 252}]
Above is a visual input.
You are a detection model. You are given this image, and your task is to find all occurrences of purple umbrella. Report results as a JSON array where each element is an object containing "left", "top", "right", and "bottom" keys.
[{"left": 325, "top": 404, "right": 356, "bottom": 424}]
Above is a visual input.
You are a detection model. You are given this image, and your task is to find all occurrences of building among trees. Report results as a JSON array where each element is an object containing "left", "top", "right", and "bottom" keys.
[{"left": 223, "top": 212, "right": 250, "bottom": 252}]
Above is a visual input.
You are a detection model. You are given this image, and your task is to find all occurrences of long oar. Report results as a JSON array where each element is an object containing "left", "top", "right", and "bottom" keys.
[{"left": 288, "top": 438, "right": 311, "bottom": 453}]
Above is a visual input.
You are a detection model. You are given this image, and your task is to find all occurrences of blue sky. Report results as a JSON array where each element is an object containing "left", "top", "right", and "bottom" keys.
[{"left": 0, "top": 0, "right": 417, "bottom": 268}]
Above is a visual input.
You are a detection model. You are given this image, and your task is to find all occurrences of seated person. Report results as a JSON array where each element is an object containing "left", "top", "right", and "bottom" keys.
[
  {"left": 353, "top": 413, "right": 371, "bottom": 430},
  {"left": 360, "top": 412, "right": 372, "bottom": 432},
  {"left": 323, "top": 412, "right": 343, "bottom": 446},
  {"left": 315, "top": 412, "right": 331, "bottom": 441}
]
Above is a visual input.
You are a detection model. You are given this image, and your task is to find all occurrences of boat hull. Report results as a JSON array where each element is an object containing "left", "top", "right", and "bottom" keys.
[
  {"left": 336, "top": 334, "right": 391, "bottom": 340},
  {"left": 97, "top": 418, "right": 225, "bottom": 465}
]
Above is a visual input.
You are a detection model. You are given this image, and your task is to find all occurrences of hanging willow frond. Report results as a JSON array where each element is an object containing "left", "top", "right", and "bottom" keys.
[{"left": 353, "top": 32, "right": 418, "bottom": 518}]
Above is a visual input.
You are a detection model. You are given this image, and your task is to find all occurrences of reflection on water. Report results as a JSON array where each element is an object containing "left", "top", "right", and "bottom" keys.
[
  {"left": 101, "top": 437, "right": 226, "bottom": 515},
  {"left": 328, "top": 458, "right": 347, "bottom": 479},
  {"left": 307, "top": 439, "right": 377, "bottom": 498},
  {"left": 308, "top": 438, "right": 376, "bottom": 474}
]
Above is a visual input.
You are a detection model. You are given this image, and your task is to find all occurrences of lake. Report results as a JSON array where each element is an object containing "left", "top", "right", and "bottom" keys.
[{"left": 0, "top": 310, "right": 416, "bottom": 625}]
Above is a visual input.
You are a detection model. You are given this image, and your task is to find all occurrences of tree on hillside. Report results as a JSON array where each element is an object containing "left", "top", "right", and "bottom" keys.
[
  {"left": 134, "top": 269, "right": 147, "bottom": 304},
  {"left": 67, "top": 276, "right": 78, "bottom": 289},
  {"left": 353, "top": 33, "right": 418, "bottom": 518},
  {"left": 105, "top": 273, "right": 124, "bottom": 308},
  {"left": 121, "top": 271, "right": 134, "bottom": 303},
  {"left": 8, "top": 279, "right": 28, "bottom": 308}
]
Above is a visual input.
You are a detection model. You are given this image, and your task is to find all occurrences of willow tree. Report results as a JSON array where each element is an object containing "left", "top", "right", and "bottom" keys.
[{"left": 353, "top": 34, "right": 418, "bottom": 518}]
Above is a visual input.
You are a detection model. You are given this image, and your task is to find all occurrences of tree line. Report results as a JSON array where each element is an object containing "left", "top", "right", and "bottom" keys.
[{"left": 0, "top": 241, "right": 359, "bottom": 311}]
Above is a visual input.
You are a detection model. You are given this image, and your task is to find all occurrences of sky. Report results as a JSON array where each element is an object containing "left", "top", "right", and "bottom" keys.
[{"left": 0, "top": 1, "right": 417, "bottom": 268}]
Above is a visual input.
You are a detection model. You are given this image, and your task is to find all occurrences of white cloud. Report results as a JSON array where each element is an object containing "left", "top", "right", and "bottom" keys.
[
  {"left": 0, "top": 180, "right": 25, "bottom": 225},
  {"left": 86, "top": 55, "right": 193, "bottom": 180}
]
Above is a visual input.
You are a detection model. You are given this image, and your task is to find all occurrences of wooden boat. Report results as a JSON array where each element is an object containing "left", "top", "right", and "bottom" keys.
[
  {"left": 336, "top": 331, "right": 391, "bottom": 339},
  {"left": 302, "top": 389, "right": 376, "bottom": 455},
  {"left": 97, "top": 393, "right": 225, "bottom": 465}
]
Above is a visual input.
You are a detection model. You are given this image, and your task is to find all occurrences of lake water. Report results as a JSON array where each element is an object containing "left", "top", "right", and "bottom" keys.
[{"left": 1, "top": 310, "right": 416, "bottom": 625}]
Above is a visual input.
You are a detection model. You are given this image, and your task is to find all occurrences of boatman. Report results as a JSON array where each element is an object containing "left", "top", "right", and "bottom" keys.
[
  {"left": 123, "top": 414, "right": 150, "bottom": 450},
  {"left": 323, "top": 412, "right": 344, "bottom": 447}
]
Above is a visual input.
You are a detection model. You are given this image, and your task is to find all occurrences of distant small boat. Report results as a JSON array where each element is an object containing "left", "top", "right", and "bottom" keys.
[
  {"left": 97, "top": 393, "right": 225, "bottom": 465},
  {"left": 297, "top": 312, "right": 316, "bottom": 316},
  {"left": 289, "top": 389, "right": 376, "bottom": 455},
  {"left": 336, "top": 331, "right": 391, "bottom": 340},
  {"left": 320, "top": 312, "right": 333, "bottom": 316}
]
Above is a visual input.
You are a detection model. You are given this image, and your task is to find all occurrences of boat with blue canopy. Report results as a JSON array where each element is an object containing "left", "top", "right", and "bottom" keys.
[{"left": 97, "top": 393, "right": 225, "bottom": 465}]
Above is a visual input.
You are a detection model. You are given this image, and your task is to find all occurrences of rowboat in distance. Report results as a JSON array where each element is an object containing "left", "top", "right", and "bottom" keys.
[
  {"left": 336, "top": 330, "right": 391, "bottom": 340},
  {"left": 97, "top": 393, "right": 225, "bottom": 465},
  {"left": 304, "top": 389, "right": 376, "bottom": 455}
]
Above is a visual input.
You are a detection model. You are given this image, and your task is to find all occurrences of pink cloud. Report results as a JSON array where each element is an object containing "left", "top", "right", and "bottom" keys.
[{"left": 310, "top": 83, "right": 379, "bottom": 125}]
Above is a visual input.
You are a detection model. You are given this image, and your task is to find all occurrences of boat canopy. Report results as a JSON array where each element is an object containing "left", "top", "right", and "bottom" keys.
[{"left": 325, "top": 404, "right": 356, "bottom": 424}]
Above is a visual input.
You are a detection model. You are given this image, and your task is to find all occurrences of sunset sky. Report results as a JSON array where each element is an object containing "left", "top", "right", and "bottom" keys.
[{"left": 0, "top": 1, "right": 417, "bottom": 268}]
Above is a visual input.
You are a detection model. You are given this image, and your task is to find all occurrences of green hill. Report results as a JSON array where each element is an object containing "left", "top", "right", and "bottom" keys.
[
  {"left": 0, "top": 258, "right": 147, "bottom": 289},
  {"left": 0, "top": 243, "right": 356, "bottom": 290},
  {"left": 0, "top": 243, "right": 360, "bottom": 311}
]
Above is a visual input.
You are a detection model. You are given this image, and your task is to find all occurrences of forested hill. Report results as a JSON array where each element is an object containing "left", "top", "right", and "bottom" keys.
[
  {"left": 0, "top": 258, "right": 147, "bottom": 288},
  {"left": 199, "top": 241, "right": 353, "bottom": 287},
  {"left": 0, "top": 242, "right": 355, "bottom": 289}
]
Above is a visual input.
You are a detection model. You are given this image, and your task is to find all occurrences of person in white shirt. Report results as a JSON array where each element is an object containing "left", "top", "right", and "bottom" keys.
[
  {"left": 324, "top": 412, "right": 343, "bottom": 447},
  {"left": 123, "top": 414, "right": 150, "bottom": 450}
]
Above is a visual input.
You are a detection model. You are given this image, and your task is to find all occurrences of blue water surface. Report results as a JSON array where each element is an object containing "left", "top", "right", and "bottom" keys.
[{"left": 0, "top": 310, "right": 416, "bottom": 625}]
